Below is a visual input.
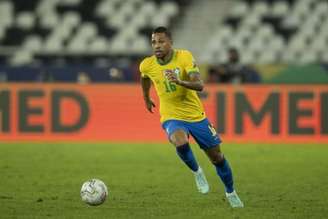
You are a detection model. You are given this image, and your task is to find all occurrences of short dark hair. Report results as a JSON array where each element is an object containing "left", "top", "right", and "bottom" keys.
[{"left": 152, "top": 26, "right": 172, "bottom": 40}]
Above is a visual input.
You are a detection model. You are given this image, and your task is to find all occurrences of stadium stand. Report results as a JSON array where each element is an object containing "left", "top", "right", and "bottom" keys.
[
  {"left": 0, "top": 0, "right": 327, "bottom": 82},
  {"left": 201, "top": 0, "right": 328, "bottom": 64},
  {"left": 0, "top": 0, "right": 185, "bottom": 66}
]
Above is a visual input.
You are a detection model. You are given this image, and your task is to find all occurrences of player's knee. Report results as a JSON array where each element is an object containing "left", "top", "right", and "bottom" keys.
[
  {"left": 170, "top": 132, "right": 188, "bottom": 147},
  {"left": 171, "top": 137, "right": 188, "bottom": 147},
  {"left": 210, "top": 152, "right": 225, "bottom": 165}
]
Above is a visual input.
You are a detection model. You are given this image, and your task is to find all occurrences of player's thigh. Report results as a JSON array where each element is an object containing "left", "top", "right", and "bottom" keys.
[
  {"left": 189, "top": 118, "right": 222, "bottom": 150},
  {"left": 162, "top": 120, "right": 189, "bottom": 147}
]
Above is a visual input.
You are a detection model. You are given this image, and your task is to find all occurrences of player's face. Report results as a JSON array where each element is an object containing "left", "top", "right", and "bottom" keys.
[{"left": 151, "top": 33, "right": 172, "bottom": 59}]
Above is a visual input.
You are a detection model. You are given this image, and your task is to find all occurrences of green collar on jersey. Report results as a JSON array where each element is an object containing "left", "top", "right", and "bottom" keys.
[{"left": 156, "top": 50, "right": 175, "bottom": 65}]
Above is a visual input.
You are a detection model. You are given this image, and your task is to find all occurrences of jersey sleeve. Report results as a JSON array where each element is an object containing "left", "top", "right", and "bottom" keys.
[
  {"left": 139, "top": 59, "right": 149, "bottom": 78},
  {"left": 183, "top": 50, "right": 200, "bottom": 74}
]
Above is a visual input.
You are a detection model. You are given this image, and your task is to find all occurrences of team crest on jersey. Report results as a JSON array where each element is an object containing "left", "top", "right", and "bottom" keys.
[{"left": 174, "top": 68, "right": 180, "bottom": 77}]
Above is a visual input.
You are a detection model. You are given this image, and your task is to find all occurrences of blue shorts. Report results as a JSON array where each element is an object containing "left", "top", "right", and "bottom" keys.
[{"left": 162, "top": 118, "right": 222, "bottom": 150}]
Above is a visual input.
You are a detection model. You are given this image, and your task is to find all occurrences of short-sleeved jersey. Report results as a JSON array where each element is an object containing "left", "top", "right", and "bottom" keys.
[{"left": 139, "top": 49, "right": 206, "bottom": 123}]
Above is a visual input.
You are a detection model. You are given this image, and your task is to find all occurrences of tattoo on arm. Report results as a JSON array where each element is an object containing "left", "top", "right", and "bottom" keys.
[{"left": 177, "top": 72, "right": 204, "bottom": 91}]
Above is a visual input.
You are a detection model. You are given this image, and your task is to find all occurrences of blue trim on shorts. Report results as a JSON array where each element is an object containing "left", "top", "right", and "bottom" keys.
[{"left": 162, "top": 118, "right": 222, "bottom": 150}]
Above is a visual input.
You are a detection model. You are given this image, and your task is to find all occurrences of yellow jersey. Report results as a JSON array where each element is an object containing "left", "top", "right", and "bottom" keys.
[{"left": 139, "top": 49, "right": 206, "bottom": 123}]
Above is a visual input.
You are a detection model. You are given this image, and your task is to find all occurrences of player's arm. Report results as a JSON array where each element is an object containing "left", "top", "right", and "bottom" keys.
[
  {"left": 140, "top": 76, "right": 156, "bottom": 113},
  {"left": 166, "top": 71, "right": 204, "bottom": 91},
  {"left": 166, "top": 50, "right": 204, "bottom": 91}
]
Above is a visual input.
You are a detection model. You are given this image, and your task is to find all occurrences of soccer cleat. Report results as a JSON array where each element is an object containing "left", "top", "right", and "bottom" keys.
[
  {"left": 193, "top": 167, "right": 209, "bottom": 194},
  {"left": 225, "top": 190, "right": 244, "bottom": 208}
]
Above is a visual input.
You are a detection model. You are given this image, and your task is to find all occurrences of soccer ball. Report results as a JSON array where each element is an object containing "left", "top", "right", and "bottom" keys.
[{"left": 80, "top": 179, "right": 108, "bottom": 206}]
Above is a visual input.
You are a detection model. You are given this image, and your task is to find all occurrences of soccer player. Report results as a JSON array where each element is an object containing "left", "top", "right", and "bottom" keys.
[{"left": 139, "top": 26, "right": 244, "bottom": 208}]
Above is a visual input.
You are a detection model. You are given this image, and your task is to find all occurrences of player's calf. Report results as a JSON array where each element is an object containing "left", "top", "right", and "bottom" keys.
[
  {"left": 205, "top": 146, "right": 234, "bottom": 193},
  {"left": 176, "top": 143, "right": 199, "bottom": 172}
]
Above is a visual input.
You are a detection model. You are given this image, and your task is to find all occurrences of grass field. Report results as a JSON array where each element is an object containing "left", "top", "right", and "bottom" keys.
[{"left": 0, "top": 142, "right": 328, "bottom": 219}]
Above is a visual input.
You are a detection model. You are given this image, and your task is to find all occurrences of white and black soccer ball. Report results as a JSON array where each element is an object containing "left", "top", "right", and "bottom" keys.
[{"left": 80, "top": 179, "right": 108, "bottom": 206}]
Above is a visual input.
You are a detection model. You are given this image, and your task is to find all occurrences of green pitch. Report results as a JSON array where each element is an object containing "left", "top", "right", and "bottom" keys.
[{"left": 1, "top": 142, "right": 327, "bottom": 219}]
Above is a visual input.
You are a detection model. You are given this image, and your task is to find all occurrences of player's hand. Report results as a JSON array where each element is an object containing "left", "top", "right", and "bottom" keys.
[
  {"left": 144, "top": 98, "right": 156, "bottom": 113},
  {"left": 165, "top": 70, "right": 181, "bottom": 84}
]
